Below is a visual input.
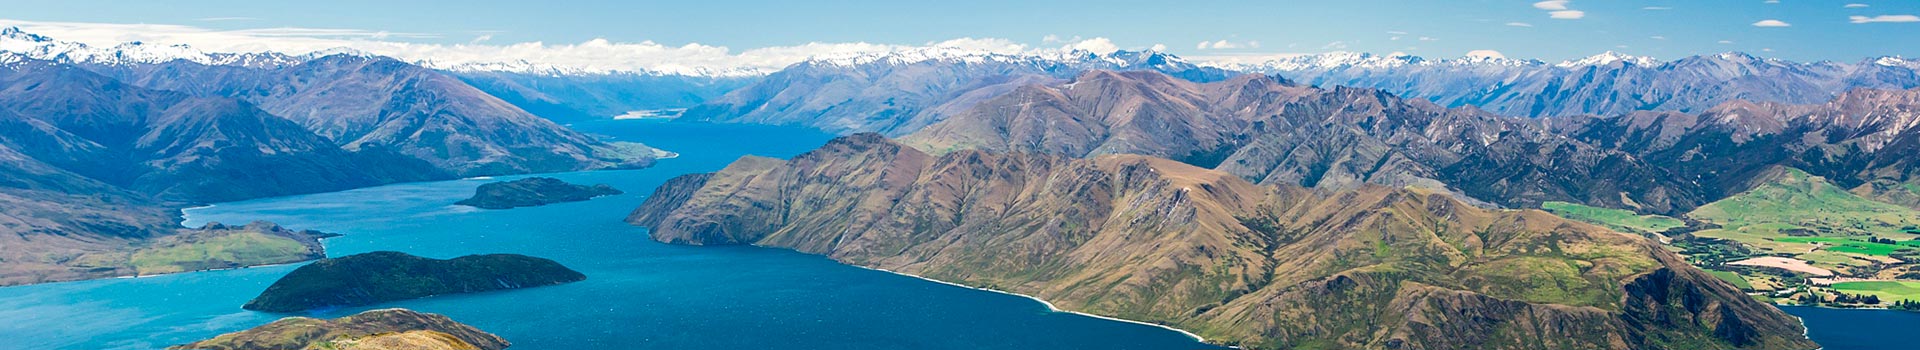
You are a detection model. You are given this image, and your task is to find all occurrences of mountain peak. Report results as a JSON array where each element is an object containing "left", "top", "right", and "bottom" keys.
[
  {"left": 1225, "top": 51, "right": 1425, "bottom": 71},
  {"left": 1874, "top": 56, "right": 1919, "bottom": 69},
  {"left": 0, "top": 27, "right": 50, "bottom": 42},
  {"left": 1557, "top": 51, "right": 1658, "bottom": 67}
]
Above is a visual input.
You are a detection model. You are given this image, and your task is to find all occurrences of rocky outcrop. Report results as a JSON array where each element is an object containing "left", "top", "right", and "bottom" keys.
[
  {"left": 243, "top": 251, "right": 585, "bottom": 313},
  {"left": 170, "top": 308, "right": 509, "bottom": 350},
  {"left": 629, "top": 135, "right": 1816, "bottom": 349},
  {"left": 455, "top": 177, "right": 621, "bottom": 209}
]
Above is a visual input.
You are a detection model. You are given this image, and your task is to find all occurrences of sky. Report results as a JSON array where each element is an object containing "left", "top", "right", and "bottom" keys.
[{"left": 1, "top": 0, "right": 1917, "bottom": 72}]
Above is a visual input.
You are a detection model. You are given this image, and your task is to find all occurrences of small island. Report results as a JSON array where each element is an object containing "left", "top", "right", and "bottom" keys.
[
  {"left": 454, "top": 177, "right": 622, "bottom": 209},
  {"left": 243, "top": 251, "right": 585, "bottom": 313},
  {"left": 171, "top": 308, "right": 509, "bottom": 350}
]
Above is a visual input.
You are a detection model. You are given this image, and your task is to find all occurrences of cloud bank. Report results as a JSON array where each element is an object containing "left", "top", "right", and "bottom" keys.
[{"left": 1850, "top": 15, "right": 1920, "bottom": 23}]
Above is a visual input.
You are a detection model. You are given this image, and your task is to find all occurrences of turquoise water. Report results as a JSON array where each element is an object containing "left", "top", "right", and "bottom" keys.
[
  {"left": 1782, "top": 306, "right": 1917, "bottom": 350},
  {"left": 0, "top": 120, "right": 1221, "bottom": 350}
]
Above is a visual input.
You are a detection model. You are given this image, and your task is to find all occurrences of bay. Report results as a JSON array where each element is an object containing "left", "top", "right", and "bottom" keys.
[{"left": 0, "top": 120, "right": 1219, "bottom": 350}]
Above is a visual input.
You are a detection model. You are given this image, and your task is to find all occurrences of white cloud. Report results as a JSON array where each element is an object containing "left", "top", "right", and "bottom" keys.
[
  {"left": 197, "top": 17, "right": 259, "bottom": 22},
  {"left": 1718, "top": 40, "right": 1735, "bottom": 44},
  {"left": 1195, "top": 39, "right": 1259, "bottom": 50},
  {"left": 1846, "top": 4, "right": 1869, "bottom": 8},
  {"left": 1764, "top": 0, "right": 1780, "bottom": 3},
  {"left": 1752, "top": 19, "right": 1792, "bottom": 27},
  {"left": 0, "top": 19, "right": 1119, "bottom": 75},
  {"left": 1506, "top": 22, "right": 1534, "bottom": 27},
  {"left": 1386, "top": 31, "right": 1409, "bottom": 35},
  {"left": 1650, "top": 35, "right": 1667, "bottom": 40},
  {"left": 1643, "top": 6, "right": 1672, "bottom": 10},
  {"left": 1850, "top": 15, "right": 1920, "bottom": 23},
  {"left": 1060, "top": 37, "right": 1120, "bottom": 54},
  {"left": 1465, "top": 49, "right": 1506, "bottom": 59},
  {"left": 1550, "top": 10, "right": 1586, "bottom": 19},
  {"left": 1320, "top": 41, "right": 1349, "bottom": 50},
  {"left": 1533, "top": 1, "right": 1584, "bottom": 19},
  {"left": 1149, "top": 43, "right": 1167, "bottom": 52}
]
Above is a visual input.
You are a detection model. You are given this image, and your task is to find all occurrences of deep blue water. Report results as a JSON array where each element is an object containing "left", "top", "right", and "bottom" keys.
[
  {"left": 1781, "top": 306, "right": 1917, "bottom": 350},
  {"left": 0, "top": 120, "right": 1220, "bottom": 350}
]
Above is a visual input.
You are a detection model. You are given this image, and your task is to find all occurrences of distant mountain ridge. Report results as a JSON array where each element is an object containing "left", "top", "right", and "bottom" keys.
[
  {"left": 1222, "top": 51, "right": 1920, "bottom": 118},
  {"left": 681, "top": 48, "right": 1237, "bottom": 135},
  {"left": 903, "top": 70, "right": 1698, "bottom": 214}
]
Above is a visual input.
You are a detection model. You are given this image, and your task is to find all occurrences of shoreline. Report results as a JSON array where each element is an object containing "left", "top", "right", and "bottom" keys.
[{"left": 853, "top": 265, "right": 1222, "bottom": 346}]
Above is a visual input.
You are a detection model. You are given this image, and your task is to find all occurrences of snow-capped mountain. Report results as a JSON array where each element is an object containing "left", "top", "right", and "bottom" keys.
[
  {"left": 1213, "top": 50, "right": 1920, "bottom": 118},
  {"left": 0, "top": 27, "right": 303, "bottom": 68},
  {"left": 1554, "top": 51, "right": 1659, "bottom": 67}
]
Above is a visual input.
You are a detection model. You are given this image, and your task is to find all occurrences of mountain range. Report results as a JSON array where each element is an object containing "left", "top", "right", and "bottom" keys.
[
  {"left": 900, "top": 70, "right": 1701, "bottom": 214},
  {"left": 681, "top": 48, "right": 1235, "bottom": 135},
  {"left": 0, "top": 29, "right": 662, "bottom": 285},
  {"left": 1223, "top": 51, "right": 1920, "bottom": 118},
  {"left": 631, "top": 134, "right": 1814, "bottom": 349}
]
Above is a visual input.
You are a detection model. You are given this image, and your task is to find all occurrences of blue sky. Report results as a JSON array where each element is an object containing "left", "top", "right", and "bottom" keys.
[{"left": 3, "top": 0, "right": 1917, "bottom": 63}]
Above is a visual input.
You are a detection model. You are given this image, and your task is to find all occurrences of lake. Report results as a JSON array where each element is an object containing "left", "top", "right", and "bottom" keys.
[
  {"left": 0, "top": 120, "right": 1219, "bottom": 350},
  {"left": 1781, "top": 306, "right": 1917, "bottom": 350},
  {"left": 0, "top": 119, "right": 1896, "bottom": 350}
]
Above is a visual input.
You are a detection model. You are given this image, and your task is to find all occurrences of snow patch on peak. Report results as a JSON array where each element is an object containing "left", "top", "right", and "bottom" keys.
[
  {"left": 1217, "top": 51, "right": 1424, "bottom": 72},
  {"left": 806, "top": 46, "right": 1029, "bottom": 67},
  {"left": 1556, "top": 51, "right": 1659, "bottom": 67},
  {"left": 1874, "top": 56, "right": 1919, "bottom": 70},
  {"left": 0, "top": 27, "right": 228, "bottom": 66},
  {"left": 0, "top": 27, "right": 50, "bottom": 42},
  {"left": 798, "top": 48, "right": 1190, "bottom": 75}
]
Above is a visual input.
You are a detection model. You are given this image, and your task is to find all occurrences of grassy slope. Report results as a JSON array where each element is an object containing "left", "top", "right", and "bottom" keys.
[
  {"left": 65, "top": 225, "right": 325, "bottom": 277},
  {"left": 1689, "top": 168, "right": 1920, "bottom": 238},
  {"left": 1686, "top": 168, "right": 1920, "bottom": 272},
  {"left": 1709, "top": 270, "right": 1755, "bottom": 290},
  {"left": 1543, "top": 201, "right": 1686, "bottom": 235},
  {"left": 130, "top": 231, "right": 314, "bottom": 275}
]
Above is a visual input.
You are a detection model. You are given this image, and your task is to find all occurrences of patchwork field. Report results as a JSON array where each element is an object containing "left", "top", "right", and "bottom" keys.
[
  {"left": 1830, "top": 281, "right": 1920, "bottom": 303},
  {"left": 1683, "top": 168, "right": 1920, "bottom": 274}
]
